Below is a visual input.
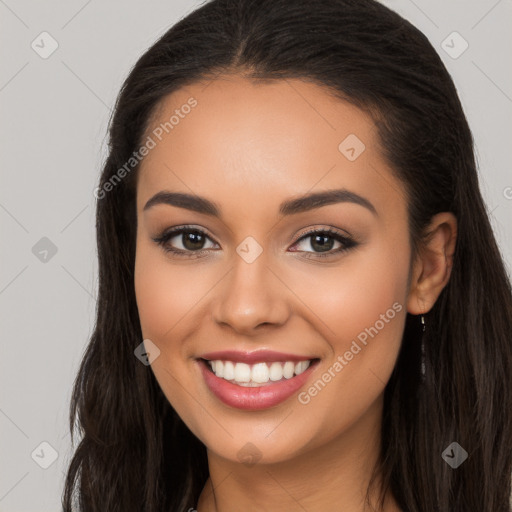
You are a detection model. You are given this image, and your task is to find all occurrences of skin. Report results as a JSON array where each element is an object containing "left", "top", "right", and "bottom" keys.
[{"left": 134, "top": 75, "right": 457, "bottom": 512}]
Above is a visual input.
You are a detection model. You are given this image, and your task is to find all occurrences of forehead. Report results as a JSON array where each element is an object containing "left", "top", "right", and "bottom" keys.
[{"left": 136, "top": 75, "right": 405, "bottom": 220}]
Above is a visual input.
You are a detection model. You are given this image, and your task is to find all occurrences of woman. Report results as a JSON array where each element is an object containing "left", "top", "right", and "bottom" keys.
[{"left": 62, "top": 0, "right": 512, "bottom": 510}]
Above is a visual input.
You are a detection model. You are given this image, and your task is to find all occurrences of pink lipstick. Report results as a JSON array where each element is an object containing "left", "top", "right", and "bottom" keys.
[{"left": 196, "top": 351, "right": 320, "bottom": 410}]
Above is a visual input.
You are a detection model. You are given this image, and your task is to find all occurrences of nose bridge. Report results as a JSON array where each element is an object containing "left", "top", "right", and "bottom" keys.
[{"left": 212, "top": 243, "right": 288, "bottom": 333}]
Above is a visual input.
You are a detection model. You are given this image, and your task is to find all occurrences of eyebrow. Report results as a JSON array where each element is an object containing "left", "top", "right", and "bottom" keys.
[{"left": 143, "top": 189, "right": 377, "bottom": 217}]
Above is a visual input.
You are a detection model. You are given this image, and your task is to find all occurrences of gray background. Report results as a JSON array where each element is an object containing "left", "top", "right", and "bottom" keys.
[{"left": 1, "top": 0, "right": 511, "bottom": 510}]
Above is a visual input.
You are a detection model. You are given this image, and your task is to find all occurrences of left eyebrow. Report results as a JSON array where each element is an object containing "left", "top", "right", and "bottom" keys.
[
  {"left": 279, "top": 189, "right": 377, "bottom": 216},
  {"left": 143, "top": 188, "right": 377, "bottom": 217}
]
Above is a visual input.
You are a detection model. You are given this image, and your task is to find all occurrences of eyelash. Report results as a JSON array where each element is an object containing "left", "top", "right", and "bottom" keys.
[{"left": 152, "top": 225, "right": 358, "bottom": 260}]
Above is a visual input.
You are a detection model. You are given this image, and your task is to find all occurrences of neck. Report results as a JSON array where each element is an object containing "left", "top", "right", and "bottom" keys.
[{"left": 196, "top": 396, "right": 401, "bottom": 512}]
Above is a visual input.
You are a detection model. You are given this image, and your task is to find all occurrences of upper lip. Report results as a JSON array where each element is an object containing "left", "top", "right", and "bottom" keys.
[{"left": 199, "top": 350, "right": 319, "bottom": 364}]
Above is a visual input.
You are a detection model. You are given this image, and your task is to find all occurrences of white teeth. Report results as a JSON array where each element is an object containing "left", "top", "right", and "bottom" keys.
[
  {"left": 223, "top": 361, "right": 235, "bottom": 380},
  {"left": 295, "top": 361, "right": 309, "bottom": 375},
  {"left": 269, "top": 362, "right": 284, "bottom": 381},
  {"left": 211, "top": 360, "right": 223, "bottom": 378},
  {"left": 251, "top": 362, "right": 270, "bottom": 383},
  {"left": 283, "top": 361, "right": 295, "bottom": 379},
  {"left": 234, "top": 362, "right": 251, "bottom": 382},
  {"left": 207, "top": 359, "right": 313, "bottom": 386}
]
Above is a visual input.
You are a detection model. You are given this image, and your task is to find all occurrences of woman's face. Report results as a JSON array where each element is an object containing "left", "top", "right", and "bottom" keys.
[{"left": 134, "top": 75, "right": 412, "bottom": 465}]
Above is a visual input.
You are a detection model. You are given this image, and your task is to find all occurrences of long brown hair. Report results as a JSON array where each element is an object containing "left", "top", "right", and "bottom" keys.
[{"left": 62, "top": 0, "right": 512, "bottom": 510}]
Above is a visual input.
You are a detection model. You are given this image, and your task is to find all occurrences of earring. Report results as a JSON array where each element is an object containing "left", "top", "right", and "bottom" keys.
[{"left": 420, "top": 314, "right": 426, "bottom": 379}]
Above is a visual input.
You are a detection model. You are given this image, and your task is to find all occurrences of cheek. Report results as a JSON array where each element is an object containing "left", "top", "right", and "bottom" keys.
[
  {"left": 134, "top": 254, "right": 174, "bottom": 340},
  {"left": 134, "top": 242, "right": 210, "bottom": 343},
  {"left": 134, "top": 242, "right": 203, "bottom": 414},
  {"left": 287, "top": 236, "right": 410, "bottom": 350},
  {"left": 285, "top": 235, "right": 409, "bottom": 414}
]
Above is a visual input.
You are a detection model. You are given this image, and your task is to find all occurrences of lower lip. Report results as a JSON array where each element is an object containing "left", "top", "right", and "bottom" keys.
[{"left": 197, "top": 359, "right": 320, "bottom": 410}]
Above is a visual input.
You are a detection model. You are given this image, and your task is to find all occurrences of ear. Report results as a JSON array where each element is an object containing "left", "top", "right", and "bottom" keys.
[{"left": 407, "top": 212, "right": 457, "bottom": 315}]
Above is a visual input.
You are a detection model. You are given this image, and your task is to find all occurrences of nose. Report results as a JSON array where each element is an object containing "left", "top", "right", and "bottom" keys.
[{"left": 211, "top": 253, "right": 290, "bottom": 336}]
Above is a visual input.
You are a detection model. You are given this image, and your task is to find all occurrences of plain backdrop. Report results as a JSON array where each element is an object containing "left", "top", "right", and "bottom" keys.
[{"left": 1, "top": 0, "right": 511, "bottom": 510}]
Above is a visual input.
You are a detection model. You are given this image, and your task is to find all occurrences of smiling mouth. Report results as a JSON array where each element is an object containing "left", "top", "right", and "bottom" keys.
[{"left": 199, "top": 357, "right": 321, "bottom": 387}]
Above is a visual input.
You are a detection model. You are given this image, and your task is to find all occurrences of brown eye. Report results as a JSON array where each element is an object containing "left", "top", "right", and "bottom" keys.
[
  {"left": 290, "top": 228, "right": 357, "bottom": 258},
  {"left": 152, "top": 226, "right": 217, "bottom": 257},
  {"left": 179, "top": 231, "right": 207, "bottom": 251}
]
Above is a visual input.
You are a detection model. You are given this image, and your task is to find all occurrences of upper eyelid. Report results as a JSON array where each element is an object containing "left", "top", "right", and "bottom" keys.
[
  {"left": 158, "top": 225, "right": 218, "bottom": 243},
  {"left": 297, "top": 226, "right": 352, "bottom": 239}
]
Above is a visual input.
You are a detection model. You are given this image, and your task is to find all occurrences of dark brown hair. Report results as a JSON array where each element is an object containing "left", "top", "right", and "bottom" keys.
[{"left": 62, "top": 0, "right": 512, "bottom": 510}]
